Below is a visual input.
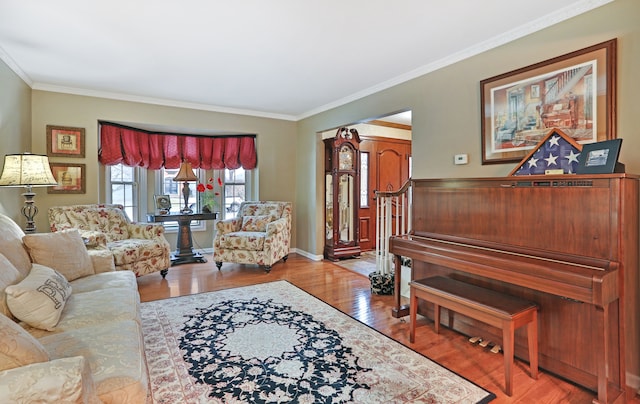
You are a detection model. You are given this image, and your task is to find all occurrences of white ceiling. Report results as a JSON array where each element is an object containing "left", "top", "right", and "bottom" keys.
[{"left": 0, "top": 1, "right": 612, "bottom": 122}]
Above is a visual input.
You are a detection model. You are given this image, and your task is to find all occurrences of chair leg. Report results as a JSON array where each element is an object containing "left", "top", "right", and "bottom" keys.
[
  {"left": 160, "top": 269, "right": 168, "bottom": 278},
  {"left": 264, "top": 265, "right": 271, "bottom": 273},
  {"left": 282, "top": 255, "right": 289, "bottom": 262},
  {"left": 215, "top": 261, "right": 222, "bottom": 270}
]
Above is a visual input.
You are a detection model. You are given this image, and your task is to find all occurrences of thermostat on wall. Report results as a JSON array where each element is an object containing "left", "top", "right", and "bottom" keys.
[{"left": 454, "top": 154, "right": 468, "bottom": 165}]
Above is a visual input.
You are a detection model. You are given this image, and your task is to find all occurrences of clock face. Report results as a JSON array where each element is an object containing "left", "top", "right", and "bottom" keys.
[{"left": 339, "top": 145, "right": 353, "bottom": 170}]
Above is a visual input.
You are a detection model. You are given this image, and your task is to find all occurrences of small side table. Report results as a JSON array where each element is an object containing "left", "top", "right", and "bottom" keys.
[{"left": 147, "top": 212, "right": 218, "bottom": 266}]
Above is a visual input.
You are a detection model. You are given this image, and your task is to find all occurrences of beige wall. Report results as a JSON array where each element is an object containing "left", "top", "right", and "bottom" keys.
[
  {"left": 296, "top": 0, "right": 640, "bottom": 256},
  {"left": 0, "top": 61, "right": 31, "bottom": 219},
  {"left": 0, "top": 0, "right": 638, "bottom": 259},
  {"left": 29, "top": 91, "right": 298, "bottom": 249}
]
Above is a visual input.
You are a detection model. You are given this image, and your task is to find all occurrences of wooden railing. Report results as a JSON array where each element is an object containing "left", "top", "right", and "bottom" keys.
[{"left": 373, "top": 179, "right": 412, "bottom": 275}]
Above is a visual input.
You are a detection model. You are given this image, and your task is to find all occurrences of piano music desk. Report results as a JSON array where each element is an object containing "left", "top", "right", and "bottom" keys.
[{"left": 409, "top": 276, "right": 539, "bottom": 396}]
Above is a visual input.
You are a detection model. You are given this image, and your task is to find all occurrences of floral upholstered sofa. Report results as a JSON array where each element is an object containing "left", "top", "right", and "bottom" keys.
[
  {"left": 213, "top": 201, "right": 292, "bottom": 272},
  {"left": 49, "top": 204, "right": 171, "bottom": 278},
  {"left": 0, "top": 213, "right": 148, "bottom": 403}
]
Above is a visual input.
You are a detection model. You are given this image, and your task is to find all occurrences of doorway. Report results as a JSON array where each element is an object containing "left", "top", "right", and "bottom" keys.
[
  {"left": 357, "top": 112, "right": 412, "bottom": 251},
  {"left": 320, "top": 111, "right": 412, "bottom": 256}
]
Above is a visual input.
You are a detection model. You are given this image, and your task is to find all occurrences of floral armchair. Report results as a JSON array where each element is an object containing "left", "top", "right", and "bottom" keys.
[
  {"left": 48, "top": 204, "right": 171, "bottom": 278},
  {"left": 213, "top": 201, "right": 292, "bottom": 272}
]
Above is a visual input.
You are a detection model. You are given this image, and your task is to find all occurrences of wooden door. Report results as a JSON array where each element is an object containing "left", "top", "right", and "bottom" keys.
[{"left": 358, "top": 137, "right": 411, "bottom": 251}]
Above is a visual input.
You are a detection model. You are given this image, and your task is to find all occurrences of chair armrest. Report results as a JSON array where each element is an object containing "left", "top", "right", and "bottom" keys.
[
  {"left": 216, "top": 218, "right": 242, "bottom": 235},
  {"left": 127, "top": 223, "right": 166, "bottom": 239},
  {"left": 266, "top": 218, "right": 287, "bottom": 236},
  {"left": 79, "top": 230, "right": 108, "bottom": 248},
  {"left": 0, "top": 356, "right": 100, "bottom": 403}
]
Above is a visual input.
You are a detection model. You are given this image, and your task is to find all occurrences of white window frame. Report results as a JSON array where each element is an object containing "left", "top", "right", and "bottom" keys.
[
  {"left": 106, "top": 164, "right": 146, "bottom": 222},
  {"left": 106, "top": 165, "right": 255, "bottom": 225},
  {"left": 154, "top": 168, "right": 208, "bottom": 232}
]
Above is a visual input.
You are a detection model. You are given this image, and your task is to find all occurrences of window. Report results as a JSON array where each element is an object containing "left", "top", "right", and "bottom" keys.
[
  {"left": 162, "top": 167, "right": 197, "bottom": 214},
  {"left": 360, "top": 152, "right": 369, "bottom": 207},
  {"left": 108, "top": 164, "right": 138, "bottom": 220},
  {"left": 223, "top": 168, "right": 246, "bottom": 219},
  {"left": 106, "top": 164, "right": 252, "bottom": 223}
]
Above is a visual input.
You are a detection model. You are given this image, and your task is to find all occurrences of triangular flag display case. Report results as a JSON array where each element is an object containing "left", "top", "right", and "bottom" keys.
[{"left": 509, "top": 128, "right": 582, "bottom": 176}]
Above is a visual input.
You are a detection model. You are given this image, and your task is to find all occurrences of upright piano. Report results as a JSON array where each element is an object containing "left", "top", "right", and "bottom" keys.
[{"left": 389, "top": 174, "right": 639, "bottom": 403}]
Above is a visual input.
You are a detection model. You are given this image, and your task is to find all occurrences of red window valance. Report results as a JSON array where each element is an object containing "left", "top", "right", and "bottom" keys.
[{"left": 98, "top": 122, "right": 257, "bottom": 170}]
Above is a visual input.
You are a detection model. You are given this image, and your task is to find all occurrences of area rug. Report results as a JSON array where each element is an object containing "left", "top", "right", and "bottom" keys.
[{"left": 141, "top": 281, "right": 495, "bottom": 403}]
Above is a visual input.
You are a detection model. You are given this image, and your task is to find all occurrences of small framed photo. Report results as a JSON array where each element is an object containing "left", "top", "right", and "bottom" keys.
[
  {"left": 576, "top": 139, "right": 623, "bottom": 174},
  {"left": 154, "top": 194, "right": 172, "bottom": 214},
  {"left": 47, "top": 125, "right": 85, "bottom": 158},
  {"left": 48, "top": 163, "right": 86, "bottom": 194}
]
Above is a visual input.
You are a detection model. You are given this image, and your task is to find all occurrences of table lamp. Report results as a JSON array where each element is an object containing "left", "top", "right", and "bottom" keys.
[
  {"left": 0, "top": 153, "right": 58, "bottom": 233},
  {"left": 173, "top": 161, "right": 198, "bottom": 213}
]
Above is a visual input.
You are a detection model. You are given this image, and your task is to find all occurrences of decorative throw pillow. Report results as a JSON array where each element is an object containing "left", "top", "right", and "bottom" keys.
[
  {"left": 23, "top": 229, "right": 94, "bottom": 281},
  {"left": 5, "top": 264, "right": 72, "bottom": 331},
  {"left": 241, "top": 215, "right": 276, "bottom": 232},
  {"left": 0, "top": 253, "right": 23, "bottom": 319},
  {"left": 0, "top": 312, "right": 49, "bottom": 371}
]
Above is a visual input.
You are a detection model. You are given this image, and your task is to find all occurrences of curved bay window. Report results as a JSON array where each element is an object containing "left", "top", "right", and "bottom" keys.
[{"left": 324, "top": 127, "right": 361, "bottom": 261}]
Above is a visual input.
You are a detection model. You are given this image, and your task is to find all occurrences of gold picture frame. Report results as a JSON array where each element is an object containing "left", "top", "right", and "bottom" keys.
[
  {"left": 47, "top": 125, "right": 85, "bottom": 158},
  {"left": 48, "top": 163, "right": 86, "bottom": 194}
]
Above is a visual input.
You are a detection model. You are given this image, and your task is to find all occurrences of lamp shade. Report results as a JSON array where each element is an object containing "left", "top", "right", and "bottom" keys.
[
  {"left": 0, "top": 154, "right": 57, "bottom": 187},
  {"left": 173, "top": 161, "right": 198, "bottom": 182}
]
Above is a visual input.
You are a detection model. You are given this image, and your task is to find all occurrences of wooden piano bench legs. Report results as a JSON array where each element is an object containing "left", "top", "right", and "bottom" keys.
[{"left": 409, "top": 276, "right": 539, "bottom": 396}]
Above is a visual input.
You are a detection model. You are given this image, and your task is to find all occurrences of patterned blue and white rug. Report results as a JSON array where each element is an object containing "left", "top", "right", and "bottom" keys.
[{"left": 141, "top": 281, "right": 495, "bottom": 403}]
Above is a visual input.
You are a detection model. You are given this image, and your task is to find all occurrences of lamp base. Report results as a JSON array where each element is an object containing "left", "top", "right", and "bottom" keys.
[
  {"left": 21, "top": 190, "right": 37, "bottom": 233},
  {"left": 181, "top": 181, "right": 193, "bottom": 214}
]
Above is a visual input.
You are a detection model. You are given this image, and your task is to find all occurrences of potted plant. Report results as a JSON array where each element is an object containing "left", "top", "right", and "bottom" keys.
[{"left": 196, "top": 177, "right": 221, "bottom": 213}]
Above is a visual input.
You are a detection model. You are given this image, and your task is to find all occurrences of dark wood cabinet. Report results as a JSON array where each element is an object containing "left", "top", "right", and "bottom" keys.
[
  {"left": 323, "top": 128, "right": 361, "bottom": 261},
  {"left": 147, "top": 212, "right": 217, "bottom": 265}
]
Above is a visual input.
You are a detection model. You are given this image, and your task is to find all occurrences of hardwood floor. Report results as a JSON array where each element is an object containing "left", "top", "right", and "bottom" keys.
[{"left": 137, "top": 253, "right": 639, "bottom": 403}]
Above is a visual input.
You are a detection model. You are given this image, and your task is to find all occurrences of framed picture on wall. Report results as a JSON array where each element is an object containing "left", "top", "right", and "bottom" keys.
[
  {"left": 480, "top": 39, "right": 616, "bottom": 165},
  {"left": 47, "top": 125, "right": 85, "bottom": 158},
  {"left": 48, "top": 163, "right": 86, "bottom": 194}
]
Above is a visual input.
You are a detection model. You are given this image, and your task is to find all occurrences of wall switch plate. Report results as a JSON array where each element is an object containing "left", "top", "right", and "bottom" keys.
[{"left": 454, "top": 154, "right": 468, "bottom": 165}]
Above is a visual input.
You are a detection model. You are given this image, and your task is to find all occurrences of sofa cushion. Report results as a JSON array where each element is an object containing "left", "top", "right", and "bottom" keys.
[
  {"left": 0, "top": 356, "right": 99, "bottom": 403},
  {"left": 58, "top": 207, "right": 131, "bottom": 242},
  {"left": 0, "top": 253, "right": 22, "bottom": 319},
  {"left": 241, "top": 203, "right": 282, "bottom": 218},
  {"left": 0, "top": 312, "right": 49, "bottom": 371},
  {"left": 26, "top": 287, "right": 140, "bottom": 339},
  {"left": 241, "top": 214, "right": 277, "bottom": 232},
  {"left": 0, "top": 214, "right": 32, "bottom": 278},
  {"left": 108, "top": 238, "right": 169, "bottom": 266},
  {"left": 5, "top": 264, "right": 72, "bottom": 331},
  {"left": 23, "top": 229, "right": 94, "bottom": 281},
  {"left": 218, "top": 232, "right": 266, "bottom": 251},
  {"left": 69, "top": 270, "right": 137, "bottom": 294},
  {"left": 40, "top": 319, "right": 148, "bottom": 403}
]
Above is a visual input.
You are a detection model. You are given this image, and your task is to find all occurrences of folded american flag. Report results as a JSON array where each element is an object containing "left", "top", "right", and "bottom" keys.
[{"left": 511, "top": 129, "right": 582, "bottom": 176}]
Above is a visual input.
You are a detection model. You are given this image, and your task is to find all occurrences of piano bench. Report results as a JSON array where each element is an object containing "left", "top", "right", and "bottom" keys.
[{"left": 409, "top": 276, "right": 539, "bottom": 396}]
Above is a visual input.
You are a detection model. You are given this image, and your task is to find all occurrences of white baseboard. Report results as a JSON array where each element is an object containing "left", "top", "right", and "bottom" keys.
[{"left": 291, "top": 248, "right": 323, "bottom": 261}]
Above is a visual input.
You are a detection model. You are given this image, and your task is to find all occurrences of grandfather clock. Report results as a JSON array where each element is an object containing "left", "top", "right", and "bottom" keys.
[{"left": 324, "top": 127, "right": 361, "bottom": 261}]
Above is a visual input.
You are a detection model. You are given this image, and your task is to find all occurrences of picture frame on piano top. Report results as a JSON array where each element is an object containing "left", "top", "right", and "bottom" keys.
[{"left": 575, "top": 138, "right": 624, "bottom": 174}]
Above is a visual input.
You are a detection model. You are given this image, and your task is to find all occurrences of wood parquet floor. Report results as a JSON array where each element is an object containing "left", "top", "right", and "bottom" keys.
[{"left": 136, "top": 253, "right": 639, "bottom": 403}]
